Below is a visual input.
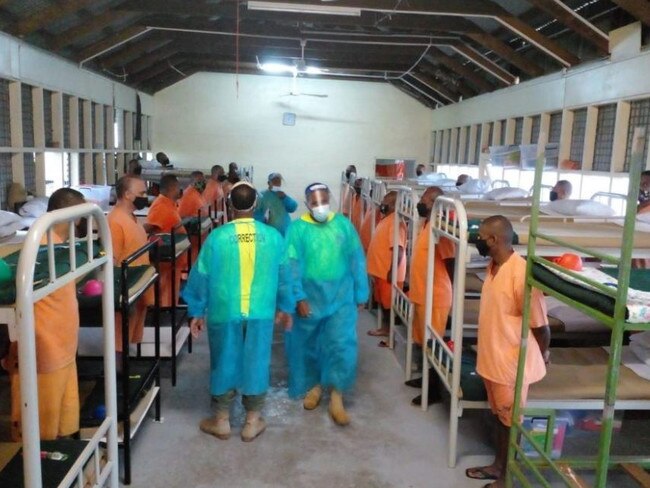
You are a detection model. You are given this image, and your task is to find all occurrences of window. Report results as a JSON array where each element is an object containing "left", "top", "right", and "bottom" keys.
[
  {"left": 487, "top": 122, "right": 494, "bottom": 147},
  {"left": 78, "top": 101, "right": 84, "bottom": 147},
  {"left": 44, "top": 90, "right": 54, "bottom": 147},
  {"left": 514, "top": 117, "right": 524, "bottom": 145},
  {"left": 91, "top": 102, "right": 97, "bottom": 149},
  {"left": 473, "top": 124, "right": 482, "bottom": 165},
  {"left": 463, "top": 125, "right": 471, "bottom": 163},
  {"left": 0, "top": 79, "right": 10, "bottom": 147},
  {"left": 22, "top": 84, "right": 34, "bottom": 147},
  {"left": 569, "top": 108, "right": 588, "bottom": 164},
  {"left": 592, "top": 104, "right": 616, "bottom": 172},
  {"left": 62, "top": 94, "right": 71, "bottom": 148},
  {"left": 625, "top": 98, "right": 650, "bottom": 171},
  {"left": 24, "top": 152, "right": 36, "bottom": 193},
  {"left": 548, "top": 112, "right": 562, "bottom": 143},
  {"left": 498, "top": 120, "right": 506, "bottom": 145},
  {"left": 0, "top": 153, "right": 11, "bottom": 209},
  {"left": 530, "top": 115, "right": 541, "bottom": 144},
  {"left": 45, "top": 152, "right": 70, "bottom": 196}
]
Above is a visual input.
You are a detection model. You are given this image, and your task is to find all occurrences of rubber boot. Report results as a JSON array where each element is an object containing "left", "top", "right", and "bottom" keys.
[
  {"left": 303, "top": 385, "right": 322, "bottom": 410},
  {"left": 241, "top": 411, "right": 267, "bottom": 442},
  {"left": 199, "top": 412, "right": 231, "bottom": 440},
  {"left": 329, "top": 390, "right": 350, "bottom": 426}
]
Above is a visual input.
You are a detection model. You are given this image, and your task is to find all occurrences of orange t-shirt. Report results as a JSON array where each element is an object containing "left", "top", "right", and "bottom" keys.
[
  {"left": 147, "top": 194, "right": 182, "bottom": 233},
  {"left": 360, "top": 208, "right": 380, "bottom": 253},
  {"left": 203, "top": 179, "right": 224, "bottom": 208},
  {"left": 351, "top": 194, "right": 363, "bottom": 231},
  {"left": 366, "top": 212, "right": 406, "bottom": 282},
  {"left": 33, "top": 233, "right": 79, "bottom": 374},
  {"left": 408, "top": 222, "right": 455, "bottom": 309},
  {"left": 178, "top": 186, "right": 207, "bottom": 218},
  {"left": 476, "top": 252, "right": 547, "bottom": 386},
  {"left": 108, "top": 206, "right": 150, "bottom": 267}
]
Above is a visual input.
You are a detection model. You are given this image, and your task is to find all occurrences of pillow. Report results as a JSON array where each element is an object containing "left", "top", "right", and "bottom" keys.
[
  {"left": 637, "top": 212, "right": 650, "bottom": 224},
  {"left": 484, "top": 187, "right": 528, "bottom": 201},
  {"left": 0, "top": 211, "right": 22, "bottom": 238},
  {"left": 458, "top": 179, "right": 490, "bottom": 194},
  {"left": 545, "top": 199, "right": 616, "bottom": 217},
  {"left": 18, "top": 197, "right": 49, "bottom": 218}
]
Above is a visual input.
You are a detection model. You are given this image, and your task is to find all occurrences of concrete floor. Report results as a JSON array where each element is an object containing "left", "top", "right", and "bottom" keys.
[{"left": 125, "top": 311, "right": 495, "bottom": 488}]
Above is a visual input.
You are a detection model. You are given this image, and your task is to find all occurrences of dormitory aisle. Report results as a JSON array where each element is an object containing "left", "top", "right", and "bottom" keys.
[{"left": 125, "top": 310, "right": 488, "bottom": 488}]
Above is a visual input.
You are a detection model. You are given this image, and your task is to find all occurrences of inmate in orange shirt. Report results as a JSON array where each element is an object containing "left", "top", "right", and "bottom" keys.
[
  {"left": 366, "top": 212, "right": 406, "bottom": 282},
  {"left": 359, "top": 207, "right": 380, "bottom": 254},
  {"left": 108, "top": 206, "right": 153, "bottom": 351},
  {"left": 476, "top": 252, "right": 547, "bottom": 386},
  {"left": 203, "top": 179, "right": 224, "bottom": 210},
  {"left": 147, "top": 194, "right": 187, "bottom": 307},
  {"left": 179, "top": 186, "right": 207, "bottom": 219},
  {"left": 350, "top": 194, "right": 364, "bottom": 232}
]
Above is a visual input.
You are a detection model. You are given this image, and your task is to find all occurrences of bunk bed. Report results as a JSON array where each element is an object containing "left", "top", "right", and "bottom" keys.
[
  {"left": 389, "top": 188, "right": 420, "bottom": 379},
  {"left": 0, "top": 203, "right": 119, "bottom": 488},
  {"left": 421, "top": 189, "right": 650, "bottom": 469},
  {"left": 507, "top": 128, "right": 650, "bottom": 487},
  {"left": 76, "top": 239, "right": 161, "bottom": 485}
]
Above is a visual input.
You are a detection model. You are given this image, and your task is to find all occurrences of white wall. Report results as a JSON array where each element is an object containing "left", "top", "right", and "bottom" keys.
[
  {"left": 0, "top": 31, "right": 153, "bottom": 114},
  {"left": 153, "top": 72, "right": 433, "bottom": 209},
  {"left": 431, "top": 47, "right": 650, "bottom": 130}
]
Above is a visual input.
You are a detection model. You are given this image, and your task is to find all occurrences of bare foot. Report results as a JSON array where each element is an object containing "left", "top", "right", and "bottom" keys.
[{"left": 367, "top": 328, "right": 389, "bottom": 337}]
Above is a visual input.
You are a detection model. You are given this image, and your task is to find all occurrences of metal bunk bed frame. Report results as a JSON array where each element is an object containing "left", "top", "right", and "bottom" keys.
[
  {"left": 1, "top": 203, "right": 119, "bottom": 488},
  {"left": 508, "top": 128, "right": 650, "bottom": 487}
]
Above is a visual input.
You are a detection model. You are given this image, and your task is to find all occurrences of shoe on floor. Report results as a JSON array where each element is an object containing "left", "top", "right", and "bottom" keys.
[
  {"left": 241, "top": 417, "right": 267, "bottom": 442},
  {"left": 411, "top": 393, "right": 441, "bottom": 407},
  {"left": 404, "top": 376, "right": 423, "bottom": 388},
  {"left": 303, "top": 385, "right": 322, "bottom": 410},
  {"left": 329, "top": 390, "right": 350, "bottom": 426},
  {"left": 199, "top": 415, "right": 231, "bottom": 440}
]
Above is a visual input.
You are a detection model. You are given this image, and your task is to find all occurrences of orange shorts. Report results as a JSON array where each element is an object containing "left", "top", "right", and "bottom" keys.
[
  {"left": 373, "top": 278, "right": 402, "bottom": 310},
  {"left": 413, "top": 304, "right": 450, "bottom": 346},
  {"left": 484, "top": 379, "right": 529, "bottom": 427},
  {"left": 11, "top": 361, "right": 79, "bottom": 441}
]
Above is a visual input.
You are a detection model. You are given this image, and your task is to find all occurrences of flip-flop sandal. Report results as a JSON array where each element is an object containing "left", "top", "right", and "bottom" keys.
[
  {"left": 367, "top": 329, "right": 389, "bottom": 337},
  {"left": 465, "top": 467, "right": 499, "bottom": 481},
  {"left": 378, "top": 340, "right": 389, "bottom": 348}
]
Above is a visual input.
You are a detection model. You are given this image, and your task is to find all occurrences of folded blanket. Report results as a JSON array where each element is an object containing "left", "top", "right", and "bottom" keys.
[
  {"left": 630, "top": 341, "right": 650, "bottom": 366},
  {"left": 631, "top": 331, "right": 650, "bottom": 349}
]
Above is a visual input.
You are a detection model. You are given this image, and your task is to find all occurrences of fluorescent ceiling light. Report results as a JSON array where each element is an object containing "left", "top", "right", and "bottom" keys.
[
  {"left": 305, "top": 66, "right": 323, "bottom": 75},
  {"left": 259, "top": 62, "right": 324, "bottom": 76},
  {"left": 248, "top": 1, "right": 361, "bottom": 16}
]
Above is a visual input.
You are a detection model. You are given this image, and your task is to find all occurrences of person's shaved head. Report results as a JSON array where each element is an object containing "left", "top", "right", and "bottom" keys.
[
  {"left": 552, "top": 180, "right": 572, "bottom": 200},
  {"left": 47, "top": 188, "right": 85, "bottom": 212},
  {"left": 418, "top": 186, "right": 444, "bottom": 221},
  {"left": 416, "top": 164, "right": 426, "bottom": 177},
  {"left": 160, "top": 174, "right": 180, "bottom": 200},
  {"left": 380, "top": 190, "right": 398, "bottom": 215},
  {"left": 456, "top": 174, "right": 470, "bottom": 187},
  {"left": 230, "top": 182, "right": 257, "bottom": 212},
  {"left": 116, "top": 175, "right": 144, "bottom": 200},
  {"left": 480, "top": 215, "right": 514, "bottom": 246},
  {"left": 190, "top": 171, "right": 204, "bottom": 182},
  {"left": 211, "top": 165, "right": 224, "bottom": 178}
]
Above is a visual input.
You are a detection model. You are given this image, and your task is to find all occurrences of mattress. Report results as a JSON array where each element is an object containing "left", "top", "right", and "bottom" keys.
[
  {"left": 533, "top": 263, "right": 650, "bottom": 323},
  {"left": 0, "top": 242, "right": 102, "bottom": 305},
  {"left": 529, "top": 348, "right": 650, "bottom": 400},
  {"left": 152, "top": 233, "right": 191, "bottom": 260},
  {"left": 462, "top": 298, "right": 564, "bottom": 332}
]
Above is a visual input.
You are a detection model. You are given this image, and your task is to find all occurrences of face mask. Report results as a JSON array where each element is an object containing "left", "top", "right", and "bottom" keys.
[
  {"left": 133, "top": 165, "right": 142, "bottom": 176},
  {"left": 134, "top": 196, "right": 148, "bottom": 211},
  {"left": 549, "top": 190, "right": 559, "bottom": 202},
  {"left": 379, "top": 203, "right": 389, "bottom": 215},
  {"left": 217, "top": 174, "right": 227, "bottom": 182},
  {"left": 416, "top": 202, "right": 429, "bottom": 218},
  {"left": 640, "top": 190, "right": 650, "bottom": 203},
  {"left": 475, "top": 238, "right": 490, "bottom": 258},
  {"left": 416, "top": 170, "right": 423, "bottom": 177},
  {"left": 76, "top": 219, "right": 88, "bottom": 238},
  {"left": 271, "top": 186, "right": 282, "bottom": 192},
  {"left": 194, "top": 181, "right": 206, "bottom": 193},
  {"left": 354, "top": 187, "right": 361, "bottom": 196},
  {"left": 310, "top": 204, "right": 330, "bottom": 223}
]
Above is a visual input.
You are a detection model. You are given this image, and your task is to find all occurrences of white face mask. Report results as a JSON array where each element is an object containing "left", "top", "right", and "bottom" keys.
[
  {"left": 271, "top": 186, "right": 282, "bottom": 192},
  {"left": 310, "top": 204, "right": 331, "bottom": 223}
]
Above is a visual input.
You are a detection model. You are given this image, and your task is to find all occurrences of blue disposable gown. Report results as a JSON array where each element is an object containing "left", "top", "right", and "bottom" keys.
[
  {"left": 253, "top": 190, "right": 298, "bottom": 236},
  {"left": 284, "top": 212, "right": 369, "bottom": 397},
  {"left": 182, "top": 217, "right": 294, "bottom": 396}
]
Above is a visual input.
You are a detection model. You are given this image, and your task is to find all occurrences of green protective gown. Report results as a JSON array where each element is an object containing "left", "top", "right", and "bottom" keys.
[
  {"left": 284, "top": 212, "right": 369, "bottom": 397},
  {"left": 182, "top": 217, "right": 294, "bottom": 396},
  {"left": 253, "top": 189, "right": 298, "bottom": 236}
]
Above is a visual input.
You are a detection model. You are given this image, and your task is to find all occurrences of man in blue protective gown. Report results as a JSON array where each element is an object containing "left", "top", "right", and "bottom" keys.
[
  {"left": 183, "top": 181, "right": 294, "bottom": 442},
  {"left": 285, "top": 182, "right": 369, "bottom": 426},
  {"left": 253, "top": 172, "right": 298, "bottom": 236}
]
